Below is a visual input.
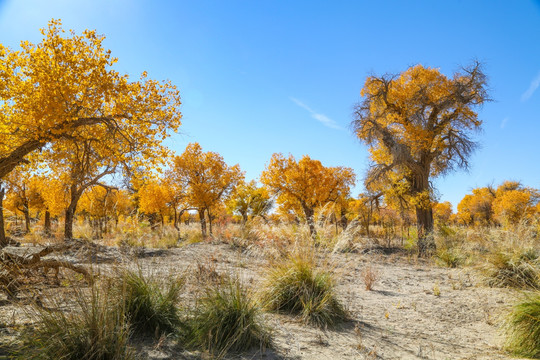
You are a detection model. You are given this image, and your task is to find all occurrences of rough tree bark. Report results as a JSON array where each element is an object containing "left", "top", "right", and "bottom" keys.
[
  {"left": 412, "top": 168, "right": 435, "bottom": 256},
  {"left": 64, "top": 184, "right": 83, "bottom": 240},
  {"left": 0, "top": 186, "right": 6, "bottom": 248},
  {"left": 44, "top": 210, "right": 51, "bottom": 236},
  {"left": 301, "top": 204, "right": 317, "bottom": 239},
  {"left": 21, "top": 200, "right": 30, "bottom": 234},
  {"left": 207, "top": 208, "right": 213, "bottom": 236},
  {"left": 198, "top": 208, "right": 207, "bottom": 238}
]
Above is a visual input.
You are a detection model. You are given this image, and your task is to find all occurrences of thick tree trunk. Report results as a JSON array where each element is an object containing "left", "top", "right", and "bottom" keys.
[
  {"left": 0, "top": 186, "right": 6, "bottom": 248},
  {"left": 362, "top": 214, "right": 371, "bottom": 237},
  {"left": 198, "top": 209, "right": 207, "bottom": 238},
  {"left": 148, "top": 213, "right": 158, "bottom": 230},
  {"left": 44, "top": 210, "right": 51, "bottom": 236},
  {"left": 207, "top": 208, "right": 213, "bottom": 235},
  {"left": 339, "top": 208, "right": 348, "bottom": 230},
  {"left": 64, "top": 206, "right": 76, "bottom": 240},
  {"left": 173, "top": 207, "right": 179, "bottom": 231},
  {"left": 64, "top": 185, "right": 82, "bottom": 240},
  {"left": 416, "top": 206, "right": 434, "bottom": 255},
  {"left": 64, "top": 207, "right": 76, "bottom": 240},
  {"left": 0, "top": 140, "right": 45, "bottom": 180},
  {"left": 302, "top": 205, "right": 317, "bottom": 239},
  {"left": 22, "top": 202, "right": 30, "bottom": 234},
  {"left": 413, "top": 169, "right": 435, "bottom": 256}
]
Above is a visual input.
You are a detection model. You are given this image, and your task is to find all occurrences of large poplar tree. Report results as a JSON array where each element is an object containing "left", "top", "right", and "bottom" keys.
[{"left": 352, "top": 62, "right": 489, "bottom": 255}]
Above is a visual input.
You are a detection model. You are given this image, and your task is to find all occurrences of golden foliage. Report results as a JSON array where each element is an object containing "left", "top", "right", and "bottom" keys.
[
  {"left": 226, "top": 180, "right": 272, "bottom": 223},
  {"left": 261, "top": 153, "right": 355, "bottom": 235},
  {"left": 172, "top": 143, "right": 243, "bottom": 212},
  {"left": 433, "top": 201, "right": 453, "bottom": 225},
  {"left": 0, "top": 19, "right": 181, "bottom": 179},
  {"left": 457, "top": 182, "right": 539, "bottom": 227},
  {"left": 138, "top": 179, "right": 174, "bottom": 217}
]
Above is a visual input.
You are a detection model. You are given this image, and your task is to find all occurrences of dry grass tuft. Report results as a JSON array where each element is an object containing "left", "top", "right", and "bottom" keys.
[
  {"left": 261, "top": 253, "right": 347, "bottom": 327},
  {"left": 504, "top": 292, "right": 540, "bottom": 358},
  {"left": 361, "top": 265, "right": 380, "bottom": 291},
  {"left": 186, "top": 277, "right": 272, "bottom": 357},
  {"left": 14, "top": 284, "right": 134, "bottom": 360},
  {"left": 485, "top": 249, "right": 540, "bottom": 289}
]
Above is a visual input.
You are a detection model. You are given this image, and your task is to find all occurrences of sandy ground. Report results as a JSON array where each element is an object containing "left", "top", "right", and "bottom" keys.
[{"left": 0, "top": 241, "right": 529, "bottom": 360}]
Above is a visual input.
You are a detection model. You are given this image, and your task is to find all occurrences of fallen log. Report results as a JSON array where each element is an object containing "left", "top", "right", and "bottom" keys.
[{"left": 0, "top": 242, "right": 93, "bottom": 299}]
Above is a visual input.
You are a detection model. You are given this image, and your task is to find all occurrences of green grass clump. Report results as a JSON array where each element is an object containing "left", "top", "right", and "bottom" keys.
[
  {"left": 15, "top": 286, "right": 133, "bottom": 360},
  {"left": 486, "top": 250, "right": 540, "bottom": 289},
  {"left": 120, "top": 269, "right": 184, "bottom": 337},
  {"left": 187, "top": 278, "right": 272, "bottom": 356},
  {"left": 436, "top": 247, "right": 465, "bottom": 268},
  {"left": 262, "top": 255, "right": 347, "bottom": 327},
  {"left": 504, "top": 292, "right": 540, "bottom": 358}
]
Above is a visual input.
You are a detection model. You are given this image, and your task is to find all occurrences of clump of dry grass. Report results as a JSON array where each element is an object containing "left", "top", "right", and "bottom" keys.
[
  {"left": 186, "top": 277, "right": 272, "bottom": 356},
  {"left": 14, "top": 284, "right": 134, "bottom": 360},
  {"left": 119, "top": 269, "right": 185, "bottom": 337},
  {"left": 504, "top": 292, "right": 540, "bottom": 358},
  {"left": 436, "top": 247, "right": 466, "bottom": 268},
  {"left": 485, "top": 249, "right": 540, "bottom": 289},
  {"left": 247, "top": 220, "right": 312, "bottom": 255},
  {"left": 261, "top": 253, "right": 347, "bottom": 327},
  {"left": 332, "top": 220, "right": 364, "bottom": 253},
  {"left": 195, "top": 257, "right": 223, "bottom": 285}
]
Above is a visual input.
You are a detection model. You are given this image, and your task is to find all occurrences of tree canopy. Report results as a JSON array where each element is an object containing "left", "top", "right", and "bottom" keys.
[
  {"left": 261, "top": 153, "right": 355, "bottom": 238},
  {"left": 0, "top": 19, "right": 181, "bottom": 180}
]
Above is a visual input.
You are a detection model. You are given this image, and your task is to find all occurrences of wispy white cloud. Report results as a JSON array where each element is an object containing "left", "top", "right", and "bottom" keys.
[
  {"left": 500, "top": 117, "right": 509, "bottom": 129},
  {"left": 521, "top": 72, "right": 540, "bottom": 102},
  {"left": 290, "top": 97, "right": 342, "bottom": 130}
]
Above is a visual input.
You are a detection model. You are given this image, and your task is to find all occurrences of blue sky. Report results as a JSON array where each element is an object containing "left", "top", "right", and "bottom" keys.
[{"left": 1, "top": 0, "right": 539, "bottom": 210}]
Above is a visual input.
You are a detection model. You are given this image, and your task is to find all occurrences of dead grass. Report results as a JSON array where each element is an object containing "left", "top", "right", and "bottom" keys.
[{"left": 361, "top": 265, "right": 380, "bottom": 291}]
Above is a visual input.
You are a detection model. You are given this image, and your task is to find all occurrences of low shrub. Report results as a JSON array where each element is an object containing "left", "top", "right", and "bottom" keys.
[
  {"left": 262, "top": 254, "right": 347, "bottom": 327},
  {"left": 361, "top": 265, "right": 380, "bottom": 291},
  {"left": 486, "top": 250, "right": 540, "bottom": 289},
  {"left": 436, "top": 247, "right": 466, "bottom": 268},
  {"left": 15, "top": 286, "right": 133, "bottom": 360},
  {"left": 187, "top": 278, "right": 272, "bottom": 356},
  {"left": 120, "top": 269, "right": 184, "bottom": 337}
]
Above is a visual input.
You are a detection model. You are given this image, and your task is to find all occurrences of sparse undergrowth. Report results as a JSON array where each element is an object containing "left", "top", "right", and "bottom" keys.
[
  {"left": 262, "top": 254, "right": 347, "bottom": 327},
  {"left": 486, "top": 249, "right": 540, "bottom": 289},
  {"left": 436, "top": 247, "right": 466, "bottom": 268},
  {"left": 187, "top": 277, "right": 272, "bottom": 357},
  {"left": 14, "top": 286, "right": 134, "bottom": 360}
]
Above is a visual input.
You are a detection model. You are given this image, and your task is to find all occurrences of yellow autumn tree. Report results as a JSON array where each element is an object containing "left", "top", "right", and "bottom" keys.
[
  {"left": 0, "top": 20, "right": 181, "bottom": 239},
  {"left": 138, "top": 178, "right": 175, "bottom": 229},
  {"left": 457, "top": 187, "right": 495, "bottom": 226},
  {"left": 351, "top": 63, "right": 489, "bottom": 255},
  {"left": 226, "top": 180, "right": 272, "bottom": 225},
  {"left": 79, "top": 186, "right": 132, "bottom": 238},
  {"left": 3, "top": 165, "right": 36, "bottom": 234},
  {"left": 349, "top": 192, "right": 382, "bottom": 236},
  {"left": 260, "top": 153, "right": 355, "bottom": 238},
  {"left": 492, "top": 181, "right": 538, "bottom": 227},
  {"left": 37, "top": 176, "right": 68, "bottom": 235},
  {"left": 433, "top": 201, "right": 453, "bottom": 226},
  {"left": 172, "top": 143, "right": 243, "bottom": 238}
]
